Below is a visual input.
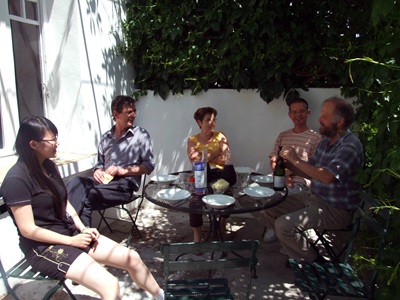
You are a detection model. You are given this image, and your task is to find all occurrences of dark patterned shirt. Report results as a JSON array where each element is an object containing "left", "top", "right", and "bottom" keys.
[
  {"left": 94, "top": 125, "right": 155, "bottom": 189},
  {"left": 310, "top": 131, "right": 364, "bottom": 210}
]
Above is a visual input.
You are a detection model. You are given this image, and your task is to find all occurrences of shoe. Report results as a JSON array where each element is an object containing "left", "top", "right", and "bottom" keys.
[
  {"left": 263, "top": 228, "right": 276, "bottom": 243},
  {"left": 279, "top": 247, "right": 288, "bottom": 256},
  {"left": 192, "top": 250, "right": 203, "bottom": 256}
]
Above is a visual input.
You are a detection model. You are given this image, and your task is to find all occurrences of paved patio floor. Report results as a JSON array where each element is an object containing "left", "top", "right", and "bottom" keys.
[{"left": 1, "top": 207, "right": 309, "bottom": 299}]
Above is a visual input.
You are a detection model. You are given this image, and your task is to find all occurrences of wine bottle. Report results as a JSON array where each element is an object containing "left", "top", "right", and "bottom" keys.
[
  {"left": 273, "top": 146, "right": 285, "bottom": 191},
  {"left": 194, "top": 149, "right": 208, "bottom": 195}
]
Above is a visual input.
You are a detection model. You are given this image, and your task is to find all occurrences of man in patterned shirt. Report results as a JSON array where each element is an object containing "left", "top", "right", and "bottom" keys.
[
  {"left": 66, "top": 95, "right": 155, "bottom": 227},
  {"left": 263, "top": 98, "right": 321, "bottom": 243},
  {"left": 263, "top": 96, "right": 364, "bottom": 263}
]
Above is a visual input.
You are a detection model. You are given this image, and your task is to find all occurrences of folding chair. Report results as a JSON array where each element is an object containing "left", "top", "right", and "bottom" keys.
[
  {"left": 0, "top": 198, "right": 76, "bottom": 300},
  {"left": 95, "top": 174, "right": 146, "bottom": 245},
  {"left": 289, "top": 192, "right": 391, "bottom": 300},
  {"left": 309, "top": 223, "right": 353, "bottom": 263},
  {"left": 160, "top": 240, "right": 260, "bottom": 300}
]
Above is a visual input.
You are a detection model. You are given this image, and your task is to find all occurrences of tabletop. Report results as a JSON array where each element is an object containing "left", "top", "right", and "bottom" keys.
[{"left": 144, "top": 171, "right": 288, "bottom": 216}]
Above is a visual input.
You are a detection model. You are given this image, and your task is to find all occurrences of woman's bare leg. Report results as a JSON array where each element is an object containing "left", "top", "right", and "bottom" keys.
[
  {"left": 192, "top": 226, "right": 202, "bottom": 242},
  {"left": 88, "top": 235, "right": 162, "bottom": 297},
  {"left": 66, "top": 253, "right": 121, "bottom": 300}
]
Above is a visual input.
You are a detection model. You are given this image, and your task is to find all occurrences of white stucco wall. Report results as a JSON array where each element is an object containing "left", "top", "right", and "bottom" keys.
[
  {"left": 43, "top": 0, "right": 133, "bottom": 155},
  {"left": 0, "top": 0, "right": 133, "bottom": 159}
]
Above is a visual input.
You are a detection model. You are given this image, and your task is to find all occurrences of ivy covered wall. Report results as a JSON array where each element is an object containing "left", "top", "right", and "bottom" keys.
[{"left": 119, "top": 0, "right": 371, "bottom": 101}]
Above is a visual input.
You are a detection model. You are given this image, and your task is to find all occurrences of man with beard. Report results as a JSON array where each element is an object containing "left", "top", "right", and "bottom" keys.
[
  {"left": 262, "top": 97, "right": 364, "bottom": 264},
  {"left": 66, "top": 95, "right": 154, "bottom": 227}
]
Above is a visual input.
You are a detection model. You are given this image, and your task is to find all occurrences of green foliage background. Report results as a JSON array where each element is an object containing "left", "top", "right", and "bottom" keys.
[
  {"left": 119, "top": 0, "right": 400, "bottom": 298},
  {"left": 119, "top": 0, "right": 367, "bottom": 101}
]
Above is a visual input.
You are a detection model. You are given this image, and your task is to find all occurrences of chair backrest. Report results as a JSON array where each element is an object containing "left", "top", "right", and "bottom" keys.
[
  {"left": 344, "top": 191, "right": 391, "bottom": 298},
  {"left": 161, "top": 240, "right": 260, "bottom": 299}
]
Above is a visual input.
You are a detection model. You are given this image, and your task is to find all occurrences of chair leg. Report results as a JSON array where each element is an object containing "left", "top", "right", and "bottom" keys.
[
  {"left": 311, "top": 230, "right": 347, "bottom": 263},
  {"left": 1, "top": 260, "right": 20, "bottom": 300},
  {"left": 120, "top": 205, "right": 142, "bottom": 240},
  {"left": 261, "top": 226, "right": 267, "bottom": 239},
  {"left": 3, "top": 280, "right": 19, "bottom": 300},
  {"left": 42, "top": 281, "right": 65, "bottom": 300},
  {"left": 95, "top": 197, "right": 144, "bottom": 245},
  {"left": 62, "top": 280, "right": 78, "bottom": 300},
  {"left": 134, "top": 198, "right": 144, "bottom": 223},
  {"left": 97, "top": 209, "right": 114, "bottom": 233},
  {"left": 133, "top": 198, "right": 145, "bottom": 239}
]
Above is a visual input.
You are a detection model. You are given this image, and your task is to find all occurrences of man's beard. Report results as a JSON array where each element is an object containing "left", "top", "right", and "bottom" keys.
[{"left": 319, "top": 122, "right": 338, "bottom": 138}]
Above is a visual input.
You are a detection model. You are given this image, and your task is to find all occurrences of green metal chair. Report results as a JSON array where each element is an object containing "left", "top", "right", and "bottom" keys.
[
  {"left": 0, "top": 197, "right": 76, "bottom": 300},
  {"left": 289, "top": 192, "right": 391, "bottom": 299},
  {"left": 160, "top": 240, "right": 260, "bottom": 300},
  {"left": 95, "top": 174, "right": 146, "bottom": 245}
]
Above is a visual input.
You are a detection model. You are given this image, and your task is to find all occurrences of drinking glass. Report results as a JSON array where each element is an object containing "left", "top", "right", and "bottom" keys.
[{"left": 179, "top": 172, "right": 194, "bottom": 193}]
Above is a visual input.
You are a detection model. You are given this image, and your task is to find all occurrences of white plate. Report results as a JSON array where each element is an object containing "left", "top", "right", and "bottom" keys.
[
  {"left": 235, "top": 166, "right": 255, "bottom": 174},
  {"left": 251, "top": 175, "right": 273, "bottom": 183},
  {"left": 151, "top": 174, "right": 179, "bottom": 184},
  {"left": 157, "top": 188, "right": 191, "bottom": 201},
  {"left": 244, "top": 186, "right": 275, "bottom": 198},
  {"left": 202, "top": 194, "right": 235, "bottom": 209}
]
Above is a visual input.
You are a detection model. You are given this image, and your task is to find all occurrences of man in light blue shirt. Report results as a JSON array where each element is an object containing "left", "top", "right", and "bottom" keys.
[{"left": 67, "top": 95, "right": 154, "bottom": 226}]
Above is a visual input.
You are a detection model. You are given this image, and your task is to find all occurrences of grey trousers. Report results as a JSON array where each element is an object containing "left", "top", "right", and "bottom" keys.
[{"left": 258, "top": 191, "right": 354, "bottom": 261}]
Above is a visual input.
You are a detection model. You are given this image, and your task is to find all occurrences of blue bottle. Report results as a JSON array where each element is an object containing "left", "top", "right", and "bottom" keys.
[{"left": 194, "top": 149, "right": 208, "bottom": 195}]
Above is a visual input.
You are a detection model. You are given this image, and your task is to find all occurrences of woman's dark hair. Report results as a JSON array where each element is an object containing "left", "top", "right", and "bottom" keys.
[
  {"left": 15, "top": 116, "right": 66, "bottom": 218},
  {"left": 111, "top": 95, "right": 137, "bottom": 121},
  {"left": 194, "top": 107, "right": 218, "bottom": 123}
]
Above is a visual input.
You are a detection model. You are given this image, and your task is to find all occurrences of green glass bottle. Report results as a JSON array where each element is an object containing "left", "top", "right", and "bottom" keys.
[{"left": 273, "top": 146, "right": 285, "bottom": 191}]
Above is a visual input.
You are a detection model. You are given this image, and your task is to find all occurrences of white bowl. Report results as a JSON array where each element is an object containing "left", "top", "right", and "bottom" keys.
[
  {"left": 243, "top": 186, "right": 275, "bottom": 198},
  {"left": 157, "top": 188, "right": 191, "bottom": 201},
  {"left": 251, "top": 175, "right": 273, "bottom": 183},
  {"left": 150, "top": 174, "right": 179, "bottom": 184},
  {"left": 202, "top": 194, "right": 235, "bottom": 209}
]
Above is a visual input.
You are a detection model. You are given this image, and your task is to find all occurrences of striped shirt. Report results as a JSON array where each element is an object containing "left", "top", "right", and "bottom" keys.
[
  {"left": 270, "top": 128, "right": 322, "bottom": 186},
  {"left": 310, "top": 131, "right": 364, "bottom": 210}
]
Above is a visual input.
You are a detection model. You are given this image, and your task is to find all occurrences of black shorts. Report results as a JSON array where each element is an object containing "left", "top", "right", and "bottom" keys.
[{"left": 27, "top": 242, "right": 92, "bottom": 281}]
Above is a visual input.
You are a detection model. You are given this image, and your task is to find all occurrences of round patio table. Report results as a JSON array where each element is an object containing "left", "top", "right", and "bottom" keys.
[{"left": 144, "top": 171, "right": 288, "bottom": 240}]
